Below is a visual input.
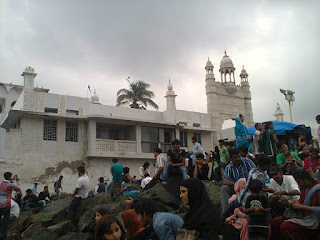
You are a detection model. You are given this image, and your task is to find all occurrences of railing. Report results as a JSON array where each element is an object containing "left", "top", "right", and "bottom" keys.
[{"left": 96, "top": 139, "right": 137, "bottom": 153}]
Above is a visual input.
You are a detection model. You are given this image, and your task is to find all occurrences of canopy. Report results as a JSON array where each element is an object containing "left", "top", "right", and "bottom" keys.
[{"left": 248, "top": 121, "right": 311, "bottom": 138}]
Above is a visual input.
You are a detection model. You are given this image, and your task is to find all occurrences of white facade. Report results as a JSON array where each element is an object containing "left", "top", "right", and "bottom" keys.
[{"left": 0, "top": 53, "right": 254, "bottom": 193}]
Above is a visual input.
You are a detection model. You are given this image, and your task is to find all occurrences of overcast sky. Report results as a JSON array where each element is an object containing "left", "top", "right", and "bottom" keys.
[{"left": 1, "top": 0, "right": 319, "bottom": 130}]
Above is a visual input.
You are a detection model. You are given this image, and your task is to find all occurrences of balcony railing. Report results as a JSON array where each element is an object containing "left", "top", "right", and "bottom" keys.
[{"left": 96, "top": 139, "right": 137, "bottom": 154}]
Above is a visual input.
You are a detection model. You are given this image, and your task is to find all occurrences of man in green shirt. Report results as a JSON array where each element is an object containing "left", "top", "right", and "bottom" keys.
[
  {"left": 106, "top": 158, "right": 123, "bottom": 192},
  {"left": 276, "top": 141, "right": 302, "bottom": 174},
  {"left": 214, "top": 140, "right": 230, "bottom": 182}
]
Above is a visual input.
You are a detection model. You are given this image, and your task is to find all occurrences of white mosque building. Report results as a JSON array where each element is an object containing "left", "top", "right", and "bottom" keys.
[{"left": 0, "top": 51, "right": 254, "bottom": 192}]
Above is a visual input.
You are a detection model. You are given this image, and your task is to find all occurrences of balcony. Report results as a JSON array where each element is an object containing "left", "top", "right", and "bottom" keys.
[{"left": 96, "top": 139, "right": 137, "bottom": 154}]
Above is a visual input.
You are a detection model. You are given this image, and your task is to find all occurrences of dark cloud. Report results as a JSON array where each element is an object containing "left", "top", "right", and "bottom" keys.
[{"left": 1, "top": 0, "right": 319, "bottom": 129}]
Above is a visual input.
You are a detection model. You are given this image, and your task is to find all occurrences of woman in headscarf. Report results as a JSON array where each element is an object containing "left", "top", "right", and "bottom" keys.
[
  {"left": 180, "top": 178, "right": 220, "bottom": 240},
  {"left": 235, "top": 114, "right": 252, "bottom": 153},
  {"left": 122, "top": 209, "right": 145, "bottom": 239}
]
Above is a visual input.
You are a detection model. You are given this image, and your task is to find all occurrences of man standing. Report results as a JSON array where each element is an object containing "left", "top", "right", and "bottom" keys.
[
  {"left": 54, "top": 175, "right": 63, "bottom": 200},
  {"left": 214, "top": 140, "right": 229, "bottom": 182},
  {"left": 190, "top": 137, "right": 203, "bottom": 166},
  {"left": 253, "top": 123, "right": 263, "bottom": 156},
  {"left": 0, "top": 172, "right": 20, "bottom": 240},
  {"left": 316, "top": 115, "right": 320, "bottom": 149},
  {"left": 106, "top": 158, "right": 123, "bottom": 192},
  {"left": 67, "top": 166, "right": 90, "bottom": 224},
  {"left": 268, "top": 166, "right": 300, "bottom": 217},
  {"left": 162, "top": 139, "right": 188, "bottom": 184},
  {"left": 220, "top": 148, "right": 256, "bottom": 213},
  {"left": 144, "top": 148, "right": 166, "bottom": 190}
]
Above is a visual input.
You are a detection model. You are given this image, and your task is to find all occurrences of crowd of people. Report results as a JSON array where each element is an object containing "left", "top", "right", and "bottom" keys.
[{"left": 1, "top": 114, "right": 320, "bottom": 240}]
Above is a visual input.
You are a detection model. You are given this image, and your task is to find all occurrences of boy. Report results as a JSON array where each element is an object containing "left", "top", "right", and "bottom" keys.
[
  {"left": 276, "top": 141, "right": 302, "bottom": 174},
  {"left": 192, "top": 153, "right": 209, "bottom": 181},
  {"left": 244, "top": 179, "right": 270, "bottom": 240}
]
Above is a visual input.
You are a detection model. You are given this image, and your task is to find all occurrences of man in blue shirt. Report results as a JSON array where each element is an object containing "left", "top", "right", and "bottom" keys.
[
  {"left": 220, "top": 148, "right": 256, "bottom": 213},
  {"left": 106, "top": 158, "right": 123, "bottom": 192},
  {"left": 135, "top": 198, "right": 183, "bottom": 240}
]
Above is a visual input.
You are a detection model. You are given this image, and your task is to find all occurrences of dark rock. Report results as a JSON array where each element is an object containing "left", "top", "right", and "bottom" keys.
[
  {"left": 109, "top": 182, "right": 121, "bottom": 200},
  {"left": 7, "top": 230, "right": 20, "bottom": 240},
  {"left": 57, "top": 232, "right": 90, "bottom": 240},
  {"left": 40, "top": 197, "right": 73, "bottom": 227},
  {"left": 81, "top": 193, "right": 113, "bottom": 210},
  {"left": 31, "top": 228, "right": 59, "bottom": 240},
  {"left": 48, "top": 220, "right": 73, "bottom": 236},
  {"left": 203, "top": 181, "right": 221, "bottom": 206},
  {"left": 137, "top": 183, "right": 180, "bottom": 209},
  {"left": 220, "top": 222, "right": 240, "bottom": 240},
  {"left": 21, "top": 223, "right": 42, "bottom": 239},
  {"left": 166, "top": 175, "right": 184, "bottom": 199},
  {"left": 10, "top": 211, "right": 41, "bottom": 233}
]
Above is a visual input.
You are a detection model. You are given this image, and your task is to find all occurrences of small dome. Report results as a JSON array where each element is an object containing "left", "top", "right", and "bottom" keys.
[
  {"left": 240, "top": 65, "right": 248, "bottom": 78},
  {"left": 205, "top": 58, "right": 214, "bottom": 69},
  {"left": 91, "top": 89, "right": 100, "bottom": 103},
  {"left": 220, "top": 51, "right": 234, "bottom": 69}
]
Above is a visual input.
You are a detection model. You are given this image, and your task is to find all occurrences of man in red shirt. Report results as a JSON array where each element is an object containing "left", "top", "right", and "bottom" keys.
[
  {"left": 0, "top": 172, "right": 21, "bottom": 240},
  {"left": 271, "top": 169, "right": 320, "bottom": 240}
]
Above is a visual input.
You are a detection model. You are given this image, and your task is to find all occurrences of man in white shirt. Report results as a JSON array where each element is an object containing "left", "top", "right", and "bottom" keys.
[
  {"left": 141, "top": 174, "right": 153, "bottom": 189},
  {"left": 190, "top": 137, "right": 203, "bottom": 166},
  {"left": 268, "top": 166, "right": 300, "bottom": 217},
  {"left": 253, "top": 123, "right": 263, "bottom": 156},
  {"left": 67, "top": 165, "right": 90, "bottom": 224}
]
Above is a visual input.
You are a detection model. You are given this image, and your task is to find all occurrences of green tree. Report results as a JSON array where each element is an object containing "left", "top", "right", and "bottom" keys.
[{"left": 116, "top": 79, "right": 159, "bottom": 110}]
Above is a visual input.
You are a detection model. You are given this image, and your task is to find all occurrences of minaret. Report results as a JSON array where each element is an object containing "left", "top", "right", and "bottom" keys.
[
  {"left": 274, "top": 103, "right": 284, "bottom": 121},
  {"left": 91, "top": 89, "right": 100, "bottom": 104},
  {"left": 165, "top": 80, "right": 177, "bottom": 110},
  {"left": 240, "top": 65, "right": 249, "bottom": 86},
  {"left": 205, "top": 58, "right": 216, "bottom": 114},
  {"left": 22, "top": 67, "right": 37, "bottom": 90}
]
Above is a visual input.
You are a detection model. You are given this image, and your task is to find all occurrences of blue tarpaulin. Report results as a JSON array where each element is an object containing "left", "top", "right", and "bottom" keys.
[{"left": 248, "top": 121, "right": 309, "bottom": 138}]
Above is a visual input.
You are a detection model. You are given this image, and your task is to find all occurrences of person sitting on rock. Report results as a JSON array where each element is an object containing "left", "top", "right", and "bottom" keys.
[
  {"left": 139, "top": 162, "right": 152, "bottom": 180},
  {"left": 141, "top": 173, "right": 152, "bottom": 189},
  {"left": 180, "top": 178, "right": 220, "bottom": 240},
  {"left": 38, "top": 186, "right": 52, "bottom": 209},
  {"left": 220, "top": 148, "right": 256, "bottom": 214},
  {"left": 87, "top": 207, "right": 110, "bottom": 240},
  {"left": 276, "top": 141, "right": 302, "bottom": 174},
  {"left": 21, "top": 189, "right": 39, "bottom": 211},
  {"left": 121, "top": 174, "right": 140, "bottom": 199},
  {"left": 162, "top": 139, "right": 188, "bottom": 184},
  {"left": 268, "top": 166, "right": 300, "bottom": 218},
  {"left": 192, "top": 153, "right": 209, "bottom": 181},
  {"left": 96, "top": 177, "right": 106, "bottom": 194},
  {"left": 95, "top": 215, "right": 126, "bottom": 240},
  {"left": 122, "top": 209, "right": 145, "bottom": 239},
  {"left": 135, "top": 198, "right": 183, "bottom": 240}
]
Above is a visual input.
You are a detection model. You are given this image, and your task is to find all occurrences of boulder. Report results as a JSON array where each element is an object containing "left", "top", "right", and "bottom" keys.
[
  {"left": 10, "top": 211, "right": 39, "bottom": 233},
  {"left": 137, "top": 183, "right": 180, "bottom": 209},
  {"left": 57, "top": 232, "right": 90, "bottom": 240},
  {"left": 7, "top": 230, "right": 21, "bottom": 240},
  {"left": 81, "top": 193, "right": 113, "bottom": 210},
  {"left": 203, "top": 181, "right": 221, "bottom": 206},
  {"left": 40, "top": 197, "right": 73, "bottom": 227},
  {"left": 166, "top": 175, "right": 184, "bottom": 199},
  {"left": 31, "top": 228, "right": 59, "bottom": 240},
  {"left": 48, "top": 220, "right": 73, "bottom": 236},
  {"left": 21, "top": 223, "right": 42, "bottom": 239}
]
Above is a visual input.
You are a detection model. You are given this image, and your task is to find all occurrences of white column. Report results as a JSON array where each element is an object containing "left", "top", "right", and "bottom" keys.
[
  {"left": 175, "top": 127, "right": 180, "bottom": 140},
  {"left": 88, "top": 120, "right": 96, "bottom": 156},
  {"left": 136, "top": 124, "right": 142, "bottom": 154}
]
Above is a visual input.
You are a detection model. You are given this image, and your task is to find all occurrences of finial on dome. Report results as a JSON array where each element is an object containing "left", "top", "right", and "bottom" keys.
[
  {"left": 167, "top": 79, "right": 173, "bottom": 91},
  {"left": 242, "top": 65, "right": 244, "bottom": 70},
  {"left": 224, "top": 50, "right": 227, "bottom": 56}
]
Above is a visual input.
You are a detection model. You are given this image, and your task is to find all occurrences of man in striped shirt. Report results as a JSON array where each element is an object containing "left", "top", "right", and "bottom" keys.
[
  {"left": 0, "top": 172, "right": 21, "bottom": 240},
  {"left": 220, "top": 148, "right": 256, "bottom": 213}
]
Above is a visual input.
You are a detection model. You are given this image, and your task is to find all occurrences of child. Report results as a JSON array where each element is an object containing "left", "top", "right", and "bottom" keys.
[
  {"left": 95, "top": 215, "right": 125, "bottom": 240},
  {"left": 244, "top": 179, "right": 269, "bottom": 240}
]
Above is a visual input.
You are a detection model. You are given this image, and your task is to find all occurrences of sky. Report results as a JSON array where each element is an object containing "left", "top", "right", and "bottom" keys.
[{"left": 1, "top": 0, "right": 319, "bottom": 130}]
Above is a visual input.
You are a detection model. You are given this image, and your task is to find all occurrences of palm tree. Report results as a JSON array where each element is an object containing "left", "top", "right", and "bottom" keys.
[{"left": 116, "top": 78, "right": 159, "bottom": 110}]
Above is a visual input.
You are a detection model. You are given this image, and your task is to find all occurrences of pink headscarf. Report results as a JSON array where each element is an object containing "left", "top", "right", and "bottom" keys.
[{"left": 229, "top": 178, "right": 246, "bottom": 203}]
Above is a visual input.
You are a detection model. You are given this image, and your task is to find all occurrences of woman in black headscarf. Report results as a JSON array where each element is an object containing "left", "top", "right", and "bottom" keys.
[{"left": 180, "top": 178, "right": 220, "bottom": 240}]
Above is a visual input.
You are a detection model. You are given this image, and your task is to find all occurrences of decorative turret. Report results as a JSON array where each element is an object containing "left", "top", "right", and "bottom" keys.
[
  {"left": 240, "top": 65, "right": 249, "bottom": 86},
  {"left": 22, "top": 67, "right": 37, "bottom": 90},
  {"left": 165, "top": 80, "right": 177, "bottom": 110},
  {"left": 91, "top": 89, "right": 100, "bottom": 104},
  {"left": 219, "top": 50, "right": 235, "bottom": 83},
  {"left": 274, "top": 103, "right": 284, "bottom": 121}
]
